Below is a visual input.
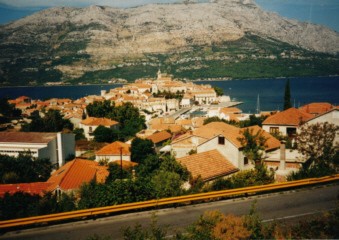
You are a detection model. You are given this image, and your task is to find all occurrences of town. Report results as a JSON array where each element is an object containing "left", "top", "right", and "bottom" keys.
[{"left": 0, "top": 71, "right": 338, "bottom": 233}]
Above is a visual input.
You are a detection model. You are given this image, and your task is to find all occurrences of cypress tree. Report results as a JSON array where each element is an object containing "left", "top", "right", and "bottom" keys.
[{"left": 283, "top": 79, "right": 292, "bottom": 110}]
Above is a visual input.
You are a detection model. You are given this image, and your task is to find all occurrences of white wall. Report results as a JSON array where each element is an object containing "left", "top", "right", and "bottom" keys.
[
  {"left": 95, "top": 155, "right": 130, "bottom": 162},
  {"left": 197, "top": 136, "right": 244, "bottom": 169}
]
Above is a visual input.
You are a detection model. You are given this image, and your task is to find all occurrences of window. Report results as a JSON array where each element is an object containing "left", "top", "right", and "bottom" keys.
[
  {"left": 218, "top": 136, "right": 225, "bottom": 145},
  {"left": 269, "top": 127, "right": 279, "bottom": 134},
  {"left": 89, "top": 127, "right": 93, "bottom": 133},
  {"left": 244, "top": 157, "right": 249, "bottom": 165},
  {"left": 287, "top": 127, "right": 297, "bottom": 138}
]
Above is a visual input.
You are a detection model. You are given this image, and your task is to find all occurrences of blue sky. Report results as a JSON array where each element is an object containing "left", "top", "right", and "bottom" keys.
[{"left": 0, "top": 0, "right": 338, "bottom": 32}]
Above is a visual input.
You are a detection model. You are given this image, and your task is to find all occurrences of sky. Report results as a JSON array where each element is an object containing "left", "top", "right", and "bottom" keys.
[{"left": 0, "top": 0, "right": 338, "bottom": 32}]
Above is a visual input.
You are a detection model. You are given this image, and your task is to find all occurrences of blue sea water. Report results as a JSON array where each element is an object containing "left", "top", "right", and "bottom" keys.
[{"left": 0, "top": 76, "right": 338, "bottom": 113}]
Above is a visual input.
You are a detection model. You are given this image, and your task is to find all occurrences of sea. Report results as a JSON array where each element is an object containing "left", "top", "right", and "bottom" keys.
[{"left": 0, "top": 76, "right": 338, "bottom": 113}]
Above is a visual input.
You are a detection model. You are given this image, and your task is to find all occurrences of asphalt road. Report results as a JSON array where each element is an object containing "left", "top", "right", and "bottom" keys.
[{"left": 2, "top": 184, "right": 338, "bottom": 240}]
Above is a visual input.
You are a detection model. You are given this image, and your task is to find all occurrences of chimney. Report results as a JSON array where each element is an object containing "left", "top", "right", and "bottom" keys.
[{"left": 280, "top": 140, "right": 286, "bottom": 171}]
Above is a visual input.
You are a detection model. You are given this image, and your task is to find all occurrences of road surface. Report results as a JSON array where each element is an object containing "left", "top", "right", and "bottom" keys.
[{"left": 1, "top": 184, "right": 338, "bottom": 240}]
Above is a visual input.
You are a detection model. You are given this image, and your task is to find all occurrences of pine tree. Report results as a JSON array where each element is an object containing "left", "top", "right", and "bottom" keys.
[{"left": 283, "top": 79, "right": 292, "bottom": 110}]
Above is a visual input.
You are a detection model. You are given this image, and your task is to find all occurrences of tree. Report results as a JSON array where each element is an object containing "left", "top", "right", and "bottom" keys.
[
  {"left": 86, "top": 101, "right": 146, "bottom": 140},
  {"left": 86, "top": 100, "right": 113, "bottom": 118},
  {"left": 106, "top": 162, "right": 131, "bottom": 182},
  {"left": 93, "top": 125, "right": 118, "bottom": 143},
  {"left": 22, "top": 109, "right": 73, "bottom": 132},
  {"left": 297, "top": 122, "right": 338, "bottom": 166},
  {"left": 151, "top": 171, "right": 183, "bottom": 198},
  {"left": 0, "top": 153, "right": 52, "bottom": 184},
  {"left": 283, "top": 79, "right": 292, "bottom": 110},
  {"left": 213, "top": 86, "right": 224, "bottom": 96},
  {"left": 0, "top": 98, "right": 22, "bottom": 120},
  {"left": 131, "top": 138, "right": 156, "bottom": 164},
  {"left": 135, "top": 155, "right": 162, "bottom": 178},
  {"left": 73, "top": 128, "right": 86, "bottom": 141},
  {"left": 237, "top": 128, "right": 267, "bottom": 168}
]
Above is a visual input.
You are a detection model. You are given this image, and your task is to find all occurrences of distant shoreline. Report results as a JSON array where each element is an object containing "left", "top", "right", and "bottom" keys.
[{"left": 0, "top": 75, "right": 338, "bottom": 88}]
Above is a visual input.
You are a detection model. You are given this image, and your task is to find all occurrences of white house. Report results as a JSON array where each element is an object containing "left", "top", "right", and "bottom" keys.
[
  {"left": 0, "top": 132, "right": 75, "bottom": 167},
  {"left": 172, "top": 122, "right": 280, "bottom": 171},
  {"left": 304, "top": 108, "right": 339, "bottom": 143},
  {"left": 79, "top": 117, "right": 119, "bottom": 140},
  {"left": 262, "top": 108, "right": 313, "bottom": 137},
  {"left": 95, "top": 141, "right": 131, "bottom": 163}
]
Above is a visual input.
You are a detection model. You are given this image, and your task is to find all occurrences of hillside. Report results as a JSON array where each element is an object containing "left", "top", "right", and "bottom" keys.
[{"left": 0, "top": 0, "right": 338, "bottom": 86}]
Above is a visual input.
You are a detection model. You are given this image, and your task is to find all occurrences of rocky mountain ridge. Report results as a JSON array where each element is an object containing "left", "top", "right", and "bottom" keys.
[{"left": 0, "top": 0, "right": 338, "bottom": 85}]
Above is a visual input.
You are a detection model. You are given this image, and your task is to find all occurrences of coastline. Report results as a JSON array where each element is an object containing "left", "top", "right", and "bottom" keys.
[{"left": 0, "top": 75, "right": 338, "bottom": 88}]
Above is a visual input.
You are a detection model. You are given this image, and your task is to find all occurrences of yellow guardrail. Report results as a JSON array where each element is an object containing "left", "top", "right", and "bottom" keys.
[{"left": 1, "top": 174, "right": 338, "bottom": 229}]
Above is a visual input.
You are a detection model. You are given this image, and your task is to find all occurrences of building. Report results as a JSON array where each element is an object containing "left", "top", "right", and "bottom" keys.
[
  {"left": 95, "top": 141, "right": 131, "bottom": 163},
  {"left": 299, "top": 102, "right": 334, "bottom": 116},
  {"left": 0, "top": 182, "right": 52, "bottom": 197},
  {"left": 172, "top": 122, "right": 280, "bottom": 171},
  {"left": 146, "top": 130, "right": 172, "bottom": 151},
  {"left": 0, "top": 132, "right": 75, "bottom": 167},
  {"left": 46, "top": 158, "right": 109, "bottom": 194},
  {"left": 262, "top": 108, "right": 313, "bottom": 137},
  {"left": 79, "top": 117, "right": 119, "bottom": 140},
  {"left": 177, "top": 149, "right": 239, "bottom": 183},
  {"left": 304, "top": 108, "right": 339, "bottom": 143}
]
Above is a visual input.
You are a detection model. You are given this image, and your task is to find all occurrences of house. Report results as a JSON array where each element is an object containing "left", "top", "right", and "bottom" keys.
[
  {"left": 172, "top": 122, "right": 280, "bottom": 171},
  {"left": 79, "top": 117, "right": 119, "bottom": 140},
  {"left": 299, "top": 102, "right": 334, "bottom": 116},
  {"left": 304, "top": 108, "right": 339, "bottom": 143},
  {"left": 146, "top": 131, "right": 172, "bottom": 151},
  {"left": 0, "top": 159, "right": 109, "bottom": 196},
  {"left": 0, "top": 132, "right": 75, "bottom": 167},
  {"left": 95, "top": 141, "right": 131, "bottom": 163},
  {"left": 0, "top": 182, "right": 52, "bottom": 197},
  {"left": 46, "top": 158, "right": 109, "bottom": 194},
  {"left": 262, "top": 108, "right": 313, "bottom": 137},
  {"left": 177, "top": 149, "right": 239, "bottom": 182}
]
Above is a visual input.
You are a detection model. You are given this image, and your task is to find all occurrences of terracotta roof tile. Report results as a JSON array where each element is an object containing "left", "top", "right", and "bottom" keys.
[
  {"left": 146, "top": 131, "right": 172, "bottom": 144},
  {"left": 96, "top": 141, "right": 131, "bottom": 156},
  {"left": 299, "top": 102, "right": 334, "bottom": 115},
  {"left": 81, "top": 117, "right": 119, "bottom": 126},
  {"left": 177, "top": 150, "right": 238, "bottom": 181},
  {"left": 47, "top": 159, "right": 108, "bottom": 191},
  {"left": 151, "top": 124, "right": 183, "bottom": 133},
  {"left": 243, "top": 125, "right": 281, "bottom": 151},
  {"left": 0, "top": 182, "right": 52, "bottom": 197},
  {"left": 262, "top": 108, "right": 313, "bottom": 126}
]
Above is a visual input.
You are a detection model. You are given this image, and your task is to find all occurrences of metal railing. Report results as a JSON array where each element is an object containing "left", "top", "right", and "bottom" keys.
[{"left": 1, "top": 174, "right": 338, "bottom": 229}]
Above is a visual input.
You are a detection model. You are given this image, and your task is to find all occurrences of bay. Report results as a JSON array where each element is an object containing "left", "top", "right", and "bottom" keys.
[
  {"left": 0, "top": 76, "right": 338, "bottom": 113},
  {"left": 198, "top": 76, "right": 339, "bottom": 113}
]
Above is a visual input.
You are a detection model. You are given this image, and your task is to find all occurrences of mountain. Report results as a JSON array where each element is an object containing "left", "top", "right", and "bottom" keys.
[{"left": 0, "top": 0, "right": 338, "bottom": 86}]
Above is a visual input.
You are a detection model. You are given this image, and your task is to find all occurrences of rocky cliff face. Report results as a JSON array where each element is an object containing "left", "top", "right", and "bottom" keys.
[{"left": 0, "top": 0, "right": 338, "bottom": 84}]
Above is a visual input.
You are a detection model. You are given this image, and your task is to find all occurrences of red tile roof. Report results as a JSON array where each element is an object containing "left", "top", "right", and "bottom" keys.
[
  {"left": 47, "top": 159, "right": 108, "bottom": 191},
  {"left": 95, "top": 141, "right": 131, "bottom": 156},
  {"left": 174, "top": 122, "right": 280, "bottom": 150},
  {"left": 299, "top": 102, "right": 334, "bottom": 115},
  {"left": 177, "top": 149, "right": 238, "bottom": 181},
  {"left": 243, "top": 125, "right": 281, "bottom": 151},
  {"left": 262, "top": 108, "right": 313, "bottom": 126},
  {"left": 81, "top": 117, "right": 119, "bottom": 126},
  {"left": 0, "top": 182, "right": 52, "bottom": 197},
  {"left": 146, "top": 131, "right": 172, "bottom": 144}
]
